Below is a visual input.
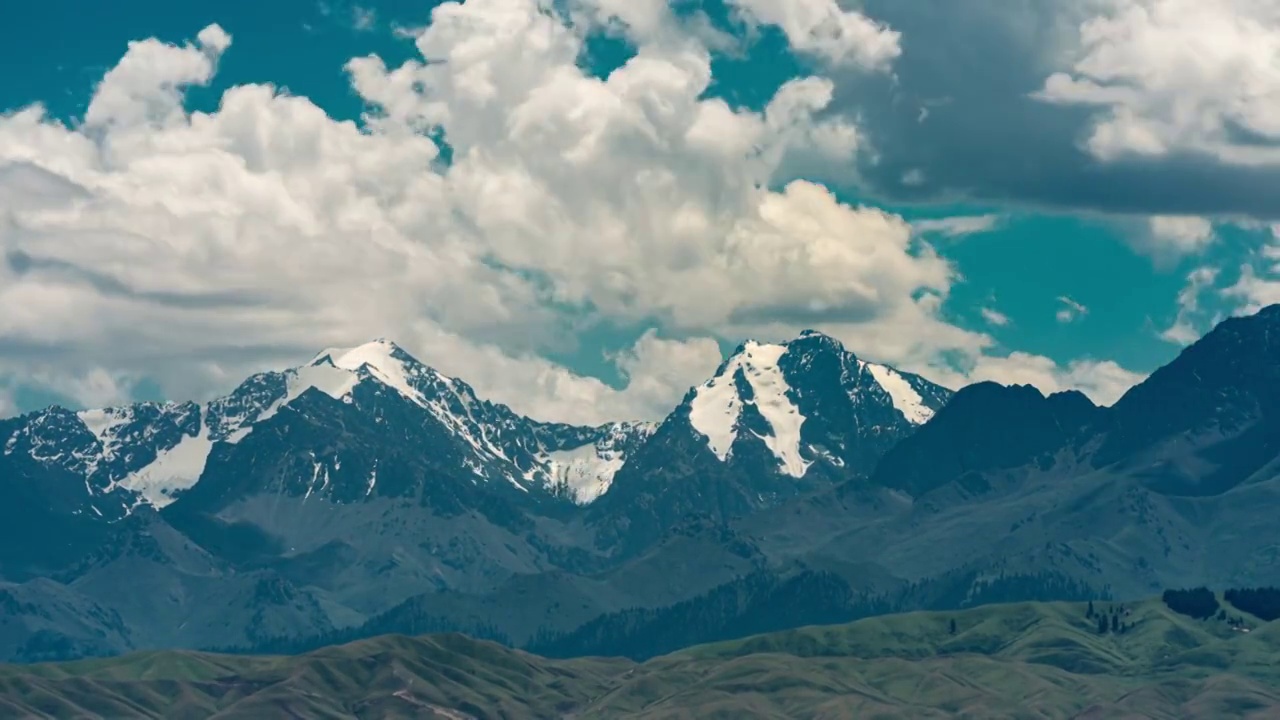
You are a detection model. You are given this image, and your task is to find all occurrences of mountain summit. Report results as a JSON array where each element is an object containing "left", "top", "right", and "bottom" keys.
[
  {"left": 685, "top": 332, "right": 949, "bottom": 476},
  {"left": 0, "top": 339, "right": 654, "bottom": 571},
  {"left": 589, "top": 331, "right": 953, "bottom": 552}
]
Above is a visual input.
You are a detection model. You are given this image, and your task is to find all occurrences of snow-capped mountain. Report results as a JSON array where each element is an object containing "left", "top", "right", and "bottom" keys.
[
  {"left": 0, "top": 329, "right": 947, "bottom": 566},
  {"left": 1, "top": 401, "right": 208, "bottom": 522},
  {"left": 685, "top": 330, "right": 952, "bottom": 478},
  {"left": 590, "top": 330, "right": 954, "bottom": 553},
  {"left": 0, "top": 340, "right": 653, "bottom": 523}
]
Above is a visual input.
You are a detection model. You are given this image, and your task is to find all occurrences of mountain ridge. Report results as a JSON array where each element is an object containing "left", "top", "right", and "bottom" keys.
[{"left": 0, "top": 330, "right": 949, "bottom": 522}]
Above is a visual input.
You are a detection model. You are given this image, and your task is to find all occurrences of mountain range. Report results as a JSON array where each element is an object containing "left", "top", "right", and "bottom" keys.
[{"left": 2, "top": 307, "right": 1280, "bottom": 663}]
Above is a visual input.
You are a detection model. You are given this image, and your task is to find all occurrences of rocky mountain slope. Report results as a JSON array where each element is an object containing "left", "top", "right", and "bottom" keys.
[{"left": 590, "top": 331, "right": 952, "bottom": 552}]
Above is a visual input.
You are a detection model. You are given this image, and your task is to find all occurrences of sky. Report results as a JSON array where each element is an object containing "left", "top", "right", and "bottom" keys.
[{"left": 1, "top": 0, "right": 1279, "bottom": 425}]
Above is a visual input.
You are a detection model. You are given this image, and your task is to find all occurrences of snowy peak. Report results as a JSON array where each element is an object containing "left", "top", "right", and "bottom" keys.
[
  {"left": 2, "top": 338, "right": 655, "bottom": 518},
  {"left": 310, "top": 339, "right": 434, "bottom": 399},
  {"left": 215, "top": 340, "right": 656, "bottom": 503},
  {"left": 234, "top": 338, "right": 452, "bottom": 440},
  {"left": 683, "top": 332, "right": 953, "bottom": 479},
  {"left": 688, "top": 341, "right": 809, "bottom": 477}
]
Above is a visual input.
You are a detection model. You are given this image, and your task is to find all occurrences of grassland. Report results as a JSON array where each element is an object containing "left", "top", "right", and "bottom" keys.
[{"left": 1, "top": 597, "right": 1277, "bottom": 719}]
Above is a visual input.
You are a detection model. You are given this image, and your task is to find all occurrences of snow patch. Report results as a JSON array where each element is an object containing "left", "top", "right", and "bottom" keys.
[
  {"left": 255, "top": 362, "right": 362, "bottom": 425},
  {"left": 688, "top": 365, "right": 742, "bottom": 461},
  {"left": 866, "top": 363, "right": 934, "bottom": 425},
  {"left": 688, "top": 341, "right": 810, "bottom": 477},
  {"left": 115, "top": 423, "right": 213, "bottom": 508},
  {"left": 543, "top": 444, "right": 626, "bottom": 504},
  {"left": 315, "top": 339, "right": 428, "bottom": 406}
]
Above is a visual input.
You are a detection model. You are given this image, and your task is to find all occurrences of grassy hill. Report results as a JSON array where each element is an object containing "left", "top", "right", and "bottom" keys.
[{"left": 2, "top": 597, "right": 1278, "bottom": 719}]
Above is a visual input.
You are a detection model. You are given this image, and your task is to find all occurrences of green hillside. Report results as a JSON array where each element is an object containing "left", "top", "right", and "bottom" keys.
[{"left": 2, "top": 598, "right": 1278, "bottom": 719}]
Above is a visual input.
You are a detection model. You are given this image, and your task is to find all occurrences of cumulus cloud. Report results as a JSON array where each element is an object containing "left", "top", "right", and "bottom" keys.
[
  {"left": 0, "top": 7, "right": 907, "bottom": 423},
  {"left": 727, "top": 0, "right": 902, "bottom": 69},
  {"left": 0, "top": 2, "right": 1144, "bottom": 423},
  {"left": 1037, "top": 0, "right": 1280, "bottom": 166}
]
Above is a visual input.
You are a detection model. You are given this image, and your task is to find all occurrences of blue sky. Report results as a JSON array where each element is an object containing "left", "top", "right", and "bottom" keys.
[{"left": 0, "top": 0, "right": 1277, "bottom": 423}]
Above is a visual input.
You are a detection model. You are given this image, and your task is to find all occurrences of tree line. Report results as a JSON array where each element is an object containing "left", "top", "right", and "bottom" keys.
[{"left": 1162, "top": 586, "right": 1280, "bottom": 622}]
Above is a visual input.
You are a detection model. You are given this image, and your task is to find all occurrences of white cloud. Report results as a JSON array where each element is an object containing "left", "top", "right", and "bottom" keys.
[
  {"left": 0, "top": 8, "right": 902, "bottom": 423},
  {"left": 1056, "top": 296, "right": 1088, "bottom": 323},
  {"left": 965, "top": 352, "right": 1145, "bottom": 407},
  {"left": 1115, "top": 214, "right": 1217, "bottom": 266},
  {"left": 389, "top": 326, "right": 722, "bottom": 425},
  {"left": 83, "top": 24, "right": 228, "bottom": 130},
  {"left": 1213, "top": 224, "right": 1280, "bottom": 318},
  {"left": 981, "top": 307, "right": 1011, "bottom": 327},
  {"left": 1225, "top": 265, "right": 1280, "bottom": 315},
  {"left": 1036, "top": 0, "right": 1280, "bottom": 165},
  {"left": 912, "top": 214, "right": 1001, "bottom": 238},
  {"left": 1160, "top": 266, "right": 1219, "bottom": 345},
  {"left": 0, "top": 4, "right": 1143, "bottom": 423},
  {"left": 1146, "top": 215, "right": 1214, "bottom": 254},
  {"left": 28, "top": 368, "right": 138, "bottom": 411},
  {"left": 727, "top": 0, "right": 902, "bottom": 69}
]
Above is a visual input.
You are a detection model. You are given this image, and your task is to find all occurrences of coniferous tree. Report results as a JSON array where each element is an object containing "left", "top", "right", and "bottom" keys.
[
  {"left": 1111, "top": 613, "right": 1120, "bottom": 633},
  {"left": 1224, "top": 587, "right": 1280, "bottom": 621},
  {"left": 1161, "top": 587, "right": 1219, "bottom": 619},
  {"left": 949, "top": 618, "right": 957, "bottom": 635},
  {"left": 1086, "top": 600, "right": 1095, "bottom": 619}
]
